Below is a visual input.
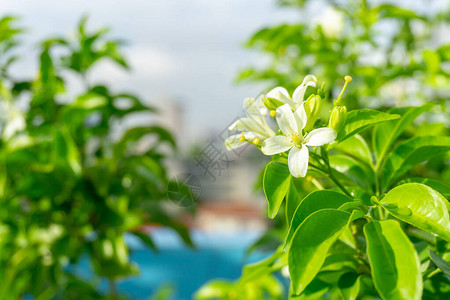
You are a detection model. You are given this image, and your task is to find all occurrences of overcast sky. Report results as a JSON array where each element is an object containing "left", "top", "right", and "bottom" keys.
[{"left": 1, "top": 0, "right": 302, "bottom": 138}]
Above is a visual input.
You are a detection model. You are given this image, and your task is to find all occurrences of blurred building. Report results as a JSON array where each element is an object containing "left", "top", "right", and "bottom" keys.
[{"left": 148, "top": 96, "right": 269, "bottom": 235}]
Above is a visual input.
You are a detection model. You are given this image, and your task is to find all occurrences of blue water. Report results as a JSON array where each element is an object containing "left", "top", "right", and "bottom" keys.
[{"left": 73, "top": 229, "right": 268, "bottom": 300}]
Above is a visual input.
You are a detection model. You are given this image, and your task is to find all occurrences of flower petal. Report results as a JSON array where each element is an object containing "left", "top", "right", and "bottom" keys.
[
  {"left": 266, "top": 87, "right": 291, "bottom": 104},
  {"left": 288, "top": 145, "right": 309, "bottom": 177},
  {"left": 255, "top": 95, "right": 268, "bottom": 116},
  {"left": 304, "top": 127, "right": 337, "bottom": 146},
  {"left": 230, "top": 118, "right": 265, "bottom": 136},
  {"left": 261, "top": 135, "right": 293, "bottom": 155},
  {"left": 276, "top": 104, "right": 297, "bottom": 136},
  {"left": 225, "top": 134, "right": 245, "bottom": 150},
  {"left": 243, "top": 96, "right": 267, "bottom": 121},
  {"left": 228, "top": 119, "right": 239, "bottom": 131},
  {"left": 292, "top": 75, "right": 317, "bottom": 103},
  {"left": 294, "top": 103, "right": 307, "bottom": 133}
]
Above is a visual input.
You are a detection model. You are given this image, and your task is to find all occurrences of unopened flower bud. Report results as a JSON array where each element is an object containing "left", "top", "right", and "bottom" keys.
[
  {"left": 328, "top": 105, "right": 347, "bottom": 132},
  {"left": 264, "top": 96, "right": 285, "bottom": 111},
  {"left": 304, "top": 94, "right": 322, "bottom": 131},
  {"left": 317, "top": 82, "right": 326, "bottom": 99}
]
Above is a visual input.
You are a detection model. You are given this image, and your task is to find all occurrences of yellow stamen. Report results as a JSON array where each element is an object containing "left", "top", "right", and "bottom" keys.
[
  {"left": 344, "top": 75, "right": 352, "bottom": 82},
  {"left": 269, "top": 110, "right": 276, "bottom": 117},
  {"left": 239, "top": 134, "right": 246, "bottom": 142},
  {"left": 291, "top": 134, "right": 299, "bottom": 142},
  {"left": 252, "top": 138, "right": 260, "bottom": 145}
]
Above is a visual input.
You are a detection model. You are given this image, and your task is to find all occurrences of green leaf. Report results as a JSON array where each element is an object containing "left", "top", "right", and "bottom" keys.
[
  {"left": 364, "top": 220, "right": 422, "bottom": 300},
  {"left": 285, "top": 177, "right": 302, "bottom": 224},
  {"left": 132, "top": 232, "right": 158, "bottom": 252},
  {"left": 437, "top": 44, "right": 450, "bottom": 61},
  {"left": 332, "top": 134, "right": 373, "bottom": 167},
  {"left": 376, "top": 4, "right": 423, "bottom": 20},
  {"left": 194, "top": 280, "right": 234, "bottom": 299},
  {"left": 53, "top": 127, "right": 81, "bottom": 175},
  {"left": 240, "top": 247, "right": 286, "bottom": 284},
  {"left": 381, "top": 136, "right": 450, "bottom": 190},
  {"left": 381, "top": 183, "right": 450, "bottom": 242},
  {"left": 284, "top": 190, "right": 352, "bottom": 251},
  {"left": 329, "top": 154, "right": 375, "bottom": 191},
  {"left": 338, "top": 272, "right": 361, "bottom": 300},
  {"left": 397, "top": 178, "right": 450, "bottom": 199},
  {"left": 263, "top": 161, "right": 291, "bottom": 218},
  {"left": 71, "top": 93, "right": 108, "bottom": 109},
  {"left": 289, "top": 278, "right": 331, "bottom": 299},
  {"left": 373, "top": 104, "right": 434, "bottom": 166},
  {"left": 337, "top": 109, "right": 400, "bottom": 142},
  {"left": 289, "top": 209, "right": 352, "bottom": 295},
  {"left": 429, "top": 249, "right": 450, "bottom": 277}
]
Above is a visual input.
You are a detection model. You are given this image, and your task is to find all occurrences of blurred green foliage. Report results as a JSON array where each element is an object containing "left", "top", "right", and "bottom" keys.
[
  {"left": 0, "top": 16, "right": 192, "bottom": 299},
  {"left": 238, "top": 0, "right": 450, "bottom": 113}
]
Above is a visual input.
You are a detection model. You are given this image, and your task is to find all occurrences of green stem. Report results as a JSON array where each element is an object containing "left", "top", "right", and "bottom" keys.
[
  {"left": 320, "top": 150, "right": 353, "bottom": 198},
  {"left": 328, "top": 172, "right": 353, "bottom": 198},
  {"left": 109, "top": 279, "right": 118, "bottom": 299},
  {"left": 374, "top": 168, "right": 381, "bottom": 197}
]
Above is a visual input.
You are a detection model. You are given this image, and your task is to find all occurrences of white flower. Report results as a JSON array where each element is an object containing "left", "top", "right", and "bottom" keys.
[
  {"left": 266, "top": 75, "right": 317, "bottom": 110},
  {"left": 0, "top": 101, "right": 26, "bottom": 140},
  {"left": 316, "top": 7, "right": 345, "bottom": 39},
  {"left": 261, "top": 104, "right": 337, "bottom": 178},
  {"left": 225, "top": 95, "right": 275, "bottom": 150}
]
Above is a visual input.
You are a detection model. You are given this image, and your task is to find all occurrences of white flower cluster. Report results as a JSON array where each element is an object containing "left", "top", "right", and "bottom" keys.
[{"left": 226, "top": 75, "right": 337, "bottom": 178}]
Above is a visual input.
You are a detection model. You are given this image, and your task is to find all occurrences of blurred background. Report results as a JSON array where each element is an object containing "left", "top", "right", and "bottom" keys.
[{"left": 0, "top": 0, "right": 449, "bottom": 299}]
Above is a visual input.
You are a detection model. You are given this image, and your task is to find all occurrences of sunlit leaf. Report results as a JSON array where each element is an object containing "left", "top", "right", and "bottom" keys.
[
  {"left": 263, "top": 161, "right": 291, "bottom": 219},
  {"left": 364, "top": 220, "right": 422, "bottom": 300},
  {"left": 338, "top": 272, "right": 361, "bottom": 300},
  {"left": 373, "top": 104, "right": 434, "bottom": 166},
  {"left": 337, "top": 109, "right": 400, "bottom": 142},
  {"left": 332, "top": 134, "right": 373, "bottom": 167},
  {"left": 381, "top": 183, "right": 450, "bottom": 242},
  {"left": 289, "top": 209, "right": 352, "bottom": 295},
  {"left": 284, "top": 190, "right": 352, "bottom": 251},
  {"left": 381, "top": 136, "right": 450, "bottom": 190}
]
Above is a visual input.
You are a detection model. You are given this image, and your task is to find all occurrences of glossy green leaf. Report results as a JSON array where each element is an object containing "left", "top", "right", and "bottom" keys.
[
  {"left": 329, "top": 154, "right": 374, "bottom": 191},
  {"left": 429, "top": 250, "right": 450, "bottom": 277},
  {"left": 289, "top": 209, "right": 352, "bottom": 294},
  {"left": 337, "top": 109, "right": 400, "bottom": 142},
  {"left": 364, "top": 220, "right": 422, "bottom": 300},
  {"left": 381, "top": 183, "right": 450, "bottom": 242},
  {"left": 373, "top": 103, "right": 434, "bottom": 165},
  {"left": 332, "top": 134, "right": 373, "bottom": 167},
  {"left": 338, "top": 272, "right": 361, "bottom": 300},
  {"left": 397, "top": 178, "right": 450, "bottom": 199},
  {"left": 240, "top": 247, "right": 286, "bottom": 284},
  {"left": 289, "top": 278, "right": 331, "bottom": 299},
  {"left": 284, "top": 191, "right": 352, "bottom": 251},
  {"left": 263, "top": 161, "right": 291, "bottom": 218},
  {"left": 381, "top": 136, "right": 450, "bottom": 190},
  {"left": 285, "top": 177, "right": 302, "bottom": 224}
]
